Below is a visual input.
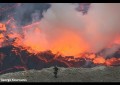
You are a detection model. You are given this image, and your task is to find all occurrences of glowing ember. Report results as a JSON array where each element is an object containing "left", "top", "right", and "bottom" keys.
[
  {"left": 105, "top": 58, "right": 120, "bottom": 66},
  {"left": 0, "top": 23, "right": 6, "bottom": 31},
  {"left": 0, "top": 33, "right": 5, "bottom": 47},
  {"left": 93, "top": 56, "right": 105, "bottom": 64}
]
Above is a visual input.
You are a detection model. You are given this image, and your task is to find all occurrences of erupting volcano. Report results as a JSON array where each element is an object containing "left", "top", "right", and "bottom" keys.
[{"left": 1, "top": 3, "right": 120, "bottom": 75}]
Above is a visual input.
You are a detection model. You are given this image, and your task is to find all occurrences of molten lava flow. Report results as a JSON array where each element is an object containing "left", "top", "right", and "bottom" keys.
[
  {"left": 12, "top": 34, "right": 23, "bottom": 47},
  {"left": 10, "top": 21, "right": 120, "bottom": 67},
  {"left": 0, "top": 23, "right": 6, "bottom": 31},
  {"left": 87, "top": 53, "right": 96, "bottom": 59},
  {"left": 7, "top": 32, "right": 19, "bottom": 39},
  {"left": 93, "top": 56, "right": 105, "bottom": 64},
  {"left": 1, "top": 16, "right": 120, "bottom": 74},
  {"left": 105, "top": 58, "right": 120, "bottom": 66},
  {"left": 0, "top": 23, "right": 6, "bottom": 47},
  {"left": 80, "top": 53, "right": 96, "bottom": 59},
  {"left": 0, "top": 35, "right": 4, "bottom": 47}
]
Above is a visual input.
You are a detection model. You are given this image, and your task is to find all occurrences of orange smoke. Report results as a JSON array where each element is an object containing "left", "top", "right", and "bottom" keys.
[
  {"left": 13, "top": 22, "right": 90, "bottom": 56},
  {"left": 21, "top": 27, "right": 48, "bottom": 54},
  {"left": 2, "top": 19, "right": 120, "bottom": 66},
  {"left": 0, "top": 34, "right": 4, "bottom": 38},
  {"left": 51, "top": 30, "right": 90, "bottom": 57},
  {"left": 21, "top": 28, "right": 90, "bottom": 56}
]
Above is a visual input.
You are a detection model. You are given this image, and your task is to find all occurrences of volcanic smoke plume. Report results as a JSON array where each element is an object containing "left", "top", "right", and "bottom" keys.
[{"left": 1, "top": 3, "right": 120, "bottom": 74}]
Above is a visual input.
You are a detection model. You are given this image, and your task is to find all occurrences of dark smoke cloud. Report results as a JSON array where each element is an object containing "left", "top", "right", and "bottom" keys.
[{"left": 1, "top": 3, "right": 120, "bottom": 57}]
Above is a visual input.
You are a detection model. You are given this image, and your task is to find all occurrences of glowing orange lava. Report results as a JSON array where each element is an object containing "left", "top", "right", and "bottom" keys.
[
  {"left": 0, "top": 33, "right": 5, "bottom": 47},
  {"left": 51, "top": 30, "right": 90, "bottom": 57},
  {"left": 21, "top": 27, "right": 48, "bottom": 54},
  {"left": 1, "top": 19, "right": 120, "bottom": 67},
  {"left": 105, "top": 58, "right": 120, "bottom": 66},
  {"left": 93, "top": 56, "right": 105, "bottom": 64},
  {"left": 0, "top": 23, "right": 6, "bottom": 31}
]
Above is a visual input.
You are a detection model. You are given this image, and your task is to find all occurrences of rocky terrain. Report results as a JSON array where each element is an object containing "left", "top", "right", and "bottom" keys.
[{"left": 0, "top": 66, "right": 120, "bottom": 82}]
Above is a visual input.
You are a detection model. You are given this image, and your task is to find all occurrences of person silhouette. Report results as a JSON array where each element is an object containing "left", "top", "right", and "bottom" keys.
[{"left": 53, "top": 65, "right": 58, "bottom": 78}]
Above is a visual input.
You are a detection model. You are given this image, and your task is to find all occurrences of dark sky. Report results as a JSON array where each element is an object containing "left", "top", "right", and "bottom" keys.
[{"left": 0, "top": 3, "right": 90, "bottom": 25}]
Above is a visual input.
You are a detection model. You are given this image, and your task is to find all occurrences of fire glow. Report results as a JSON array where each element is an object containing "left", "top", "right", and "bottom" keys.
[
  {"left": 0, "top": 20, "right": 120, "bottom": 67},
  {"left": 1, "top": 3, "right": 120, "bottom": 74}
]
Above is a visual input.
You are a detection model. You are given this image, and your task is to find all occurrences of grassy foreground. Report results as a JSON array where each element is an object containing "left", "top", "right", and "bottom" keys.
[{"left": 0, "top": 66, "right": 120, "bottom": 82}]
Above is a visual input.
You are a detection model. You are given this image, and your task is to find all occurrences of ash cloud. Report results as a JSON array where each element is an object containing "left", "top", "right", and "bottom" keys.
[
  {"left": 39, "top": 3, "right": 120, "bottom": 57},
  {"left": 1, "top": 3, "right": 120, "bottom": 57},
  {"left": 84, "top": 3, "right": 120, "bottom": 56}
]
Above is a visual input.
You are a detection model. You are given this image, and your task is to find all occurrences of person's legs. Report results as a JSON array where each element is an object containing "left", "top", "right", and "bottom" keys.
[
  {"left": 55, "top": 74, "right": 57, "bottom": 78},
  {"left": 54, "top": 71, "right": 58, "bottom": 78}
]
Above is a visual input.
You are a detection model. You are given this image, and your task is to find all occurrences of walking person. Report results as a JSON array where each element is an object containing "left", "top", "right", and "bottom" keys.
[{"left": 53, "top": 65, "right": 58, "bottom": 78}]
